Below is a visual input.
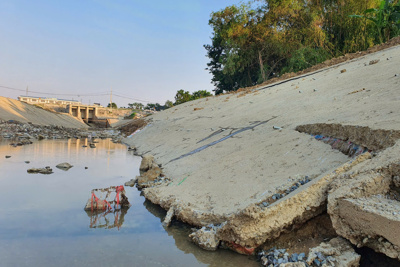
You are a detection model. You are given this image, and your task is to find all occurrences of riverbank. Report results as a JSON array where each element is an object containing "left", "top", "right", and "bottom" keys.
[{"left": 123, "top": 42, "right": 400, "bottom": 262}]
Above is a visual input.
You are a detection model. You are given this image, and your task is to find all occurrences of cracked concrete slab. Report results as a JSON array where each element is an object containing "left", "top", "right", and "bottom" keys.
[{"left": 124, "top": 43, "right": 400, "bottom": 251}]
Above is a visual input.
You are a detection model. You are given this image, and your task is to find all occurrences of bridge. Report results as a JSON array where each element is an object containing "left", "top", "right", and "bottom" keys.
[{"left": 66, "top": 104, "right": 98, "bottom": 123}]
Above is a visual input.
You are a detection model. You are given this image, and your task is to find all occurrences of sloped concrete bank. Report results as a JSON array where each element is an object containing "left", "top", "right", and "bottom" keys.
[{"left": 123, "top": 43, "right": 400, "bottom": 264}]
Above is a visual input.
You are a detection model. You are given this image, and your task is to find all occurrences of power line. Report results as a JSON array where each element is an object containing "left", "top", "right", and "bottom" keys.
[
  {"left": 0, "top": 85, "right": 110, "bottom": 97},
  {"left": 0, "top": 84, "right": 161, "bottom": 104},
  {"left": 113, "top": 93, "right": 151, "bottom": 103}
]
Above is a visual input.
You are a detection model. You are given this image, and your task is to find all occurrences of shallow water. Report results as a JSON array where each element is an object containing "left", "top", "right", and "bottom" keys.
[{"left": 0, "top": 138, "right": 258, "bottom": 267}]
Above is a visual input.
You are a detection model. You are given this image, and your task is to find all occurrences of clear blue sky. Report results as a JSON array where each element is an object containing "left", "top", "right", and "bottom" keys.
[{"left": 0, "top": 0, "right": 242, "bottom": 107}]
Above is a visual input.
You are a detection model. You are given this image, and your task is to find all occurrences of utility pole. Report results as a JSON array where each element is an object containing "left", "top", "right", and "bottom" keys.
[{"left": 110, "top": 88, "right": 113, "bottom": 109}]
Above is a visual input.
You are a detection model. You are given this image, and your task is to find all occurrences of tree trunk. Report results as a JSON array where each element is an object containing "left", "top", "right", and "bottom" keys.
[{"left": 258, "top": 50, "right": 266, "bottom": 82}]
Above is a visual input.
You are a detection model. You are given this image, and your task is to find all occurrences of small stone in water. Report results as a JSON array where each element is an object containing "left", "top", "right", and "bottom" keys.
[
  {"left": 291, "top": 253, "right": 298, "bottom": 262},
  {"left": 5, "top": 155, "right": 11, "bottom": 158}
]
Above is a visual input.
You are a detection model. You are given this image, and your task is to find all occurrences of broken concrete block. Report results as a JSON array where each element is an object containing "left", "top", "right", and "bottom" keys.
[
  {"left": 328, "top": 142, "right": 400, "bottom": 260},
  {"left": 337, "top": 197, "right": 400, "bottom": 258},
  {"left": 306, "top": 237, "right": 360, "bottom": 267},
  {"left": 162, "top": 206, "right": 175, "bottom": 227},
  {"left": 214, "top": 153, "right": 371, "bottom": 249},
  {"left": 140, "top": 154, "right": 154, "bottom": 172},
  {"left": 189, "top": 225, "right": 221, "bottom": 251}
]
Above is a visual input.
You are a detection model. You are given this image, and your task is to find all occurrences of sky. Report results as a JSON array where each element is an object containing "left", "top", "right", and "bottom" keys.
[{"left": 0, "top": 0, "right": 243, "bottom": 107}]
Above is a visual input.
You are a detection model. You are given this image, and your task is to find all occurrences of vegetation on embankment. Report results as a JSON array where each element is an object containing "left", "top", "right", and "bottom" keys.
[{"left": 205, "top": 0, "right": 400, "bottom": 94}]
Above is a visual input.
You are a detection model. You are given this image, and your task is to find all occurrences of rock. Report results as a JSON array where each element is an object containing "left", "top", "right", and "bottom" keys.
[
  {"left": 5, "top": 155, "right": 11, "bottom": 158},
  {"left": 306, "top": 237, "right": 360, "bottom": 267},
  {"left": 124, "top": 179, "right": 136, "bottom": 187},
  {"left": 56, "top": 162, "right": 73, "bottom": 170},
  {"left": 369, "top": 59, "right": 380, "bottom": 65},
  {"left": 280, "top": 263, "right": 306, "bottom": 267},
  {"left": 340, "top": 69, "right": 347, "bottom": 73},
  {"left": 189, "top": 225, "right": 220, "bottom": 251},
  {"left": 89, "top": 143, "right": 96, "bottom": 148},
  {"left": 85, "top": 166, "right": 88, "bottom": 169},
  {"left": 25, "top": 161, "right": 30, "bottom": 164},
  {"left": 27, "top": 167, "right": 53, "bottom": 174},
  {"left": 139, "top": 154, "right": 154, "bottom": 172},
  {"left": 137, "top": 166, "right": 162, "bottom": 187}
]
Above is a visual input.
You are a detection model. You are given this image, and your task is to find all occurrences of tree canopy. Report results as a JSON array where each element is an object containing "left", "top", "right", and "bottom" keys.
[
  {"left": 205, "top": 0, "right": 400, "bottom": 94},
  {"left": 174, "top": 89, "right": 212, "bottom": 105}
]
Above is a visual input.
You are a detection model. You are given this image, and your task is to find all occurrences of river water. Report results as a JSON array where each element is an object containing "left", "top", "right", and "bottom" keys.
[{"left": 0, "top": 138, "right": 258, "bottom": 267}]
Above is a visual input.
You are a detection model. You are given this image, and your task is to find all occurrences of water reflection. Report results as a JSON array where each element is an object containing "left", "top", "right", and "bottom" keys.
[
  {"left": 86, "top": 209, "right": 128, "bottom": 230},
  {"left": 143, "top": 200, "right": 258, "bottom": 267},
  {"left": 0, "top": 138, "right": 259, "bottom": 267}
]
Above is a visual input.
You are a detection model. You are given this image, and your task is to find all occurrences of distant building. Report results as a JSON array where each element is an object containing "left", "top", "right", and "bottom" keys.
[{"left": 18, "top": 96, "right": 81, "bottom": 105}]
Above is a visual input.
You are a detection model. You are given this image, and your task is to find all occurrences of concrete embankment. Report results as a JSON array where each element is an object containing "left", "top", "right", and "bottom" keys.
[
  {"left": 127, "top": 44, "right": 400, "bottom": 261},
  {"left": 0, "top": 96, "right": 88, "bottom": 128}
]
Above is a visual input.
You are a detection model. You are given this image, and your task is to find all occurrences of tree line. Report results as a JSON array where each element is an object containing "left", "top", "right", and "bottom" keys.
[
  {"left": 127, "top": 89, "right": 212, "bottom": 111},
  {"left": 205, "top": 0, "right": 400, "bottom": 94}
]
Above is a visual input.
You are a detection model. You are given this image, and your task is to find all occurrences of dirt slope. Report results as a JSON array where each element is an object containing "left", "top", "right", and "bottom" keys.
[{"left": 0, "top": 97, "right": 88, "bottom": 128}]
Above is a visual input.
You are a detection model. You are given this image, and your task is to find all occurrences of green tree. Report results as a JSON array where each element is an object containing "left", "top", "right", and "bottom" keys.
[
  {"left": 192, "top": 90, "right": 212, "bottom": 100},
  {"left": 128, "top": 102, "right": 144, "bottom": 110},
  {"left": 164, "top": 100, "right": 174, "bottom": 108},
  {"left": 174, "top": 90, "right": 192, "bottom": 105},
  {"left": 350, "top": 0, "right": 400, "bottom": 44},
  {"left": 107, "top": 102, "right": 117, "bottom": 109}
]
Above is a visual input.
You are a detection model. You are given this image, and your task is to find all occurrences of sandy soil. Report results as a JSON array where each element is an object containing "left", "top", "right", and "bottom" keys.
[
  {"left": 123, "top": 42, "right": 400, "bottom": 247},
  {"left": 0, "top": 97, "right": 88, "bottom": 128}
]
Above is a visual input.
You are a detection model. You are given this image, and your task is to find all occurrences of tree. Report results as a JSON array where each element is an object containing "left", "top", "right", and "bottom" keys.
[
  {"left": 350, "top": 0, "right": 400, "bottom": 44},
  {"left": 174, "top": 90, "right": 192, "bottom": 105},
  {"left": 128, "top": 102, "right": 144, "bottom": 110},
  {"left": 145, "top": 103, "right": 164, "bottom": 111},
  {"left": 164, "top": 100, "right": 174, "bottom": 108},
  {"left": 192, "top": 90, "right": 212, "bottom": 100},
  {"left": 107, "top": 102, "right": 117, "bottom": 109}
]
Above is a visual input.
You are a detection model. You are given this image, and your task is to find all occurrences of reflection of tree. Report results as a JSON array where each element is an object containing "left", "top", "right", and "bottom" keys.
[
  {"left": 85, "top": 208, "right": 128, "bottom": 230},
  {"left": 142, "top": 200, "right": 257, "bottom": 267}
]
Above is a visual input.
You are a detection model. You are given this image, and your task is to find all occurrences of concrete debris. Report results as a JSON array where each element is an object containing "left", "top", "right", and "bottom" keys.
[
  {"left": 189, "top": 224, "right": 224, "bottom": 251},
  {"left": 27, "top": 167, "right": 53, "bottom": 174},
  {"left": 139, "top": 154, "right": 155, "bottom": 173},
  {"left": 307, "top": 237, "right": 360, "bottom": 267},
  {"left": 328, "top": 141, "right": 400, "bottom": 260},
  {"left": 369, "top": 59, "right": 380, "bottom": 65},
  {"left": 162, "top": 206, "right": 175, "bottom": 227},
  {"left": 259, "top": 237, "right": 360, "bottom": 267},
  {"left": 0, "top": 120, "right": 122, "bottom": 141},
  {"left": 137, "top": 155, "right": 164, "bottom": 189}
]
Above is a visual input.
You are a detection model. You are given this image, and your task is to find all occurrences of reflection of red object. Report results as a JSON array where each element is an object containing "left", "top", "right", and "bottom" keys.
[
  {"left": 115, "top": 185, "right": 124, "bottom": 207},
  {"left": 230, "top": 242, "right": 255, "bottom": 255},
  {"left": 90, "top": 192, "right": 112, "bottom": 211}
]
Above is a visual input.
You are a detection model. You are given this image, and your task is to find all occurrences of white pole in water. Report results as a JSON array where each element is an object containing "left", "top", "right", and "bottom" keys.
[{"left": 26, "top": 86, "right": 28, "bottom": 96}]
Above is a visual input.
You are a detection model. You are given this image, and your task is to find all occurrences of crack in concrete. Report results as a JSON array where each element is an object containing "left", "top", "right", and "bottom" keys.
[{"left": 167, "top": 116, "right": 277, "bottom": 164}]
